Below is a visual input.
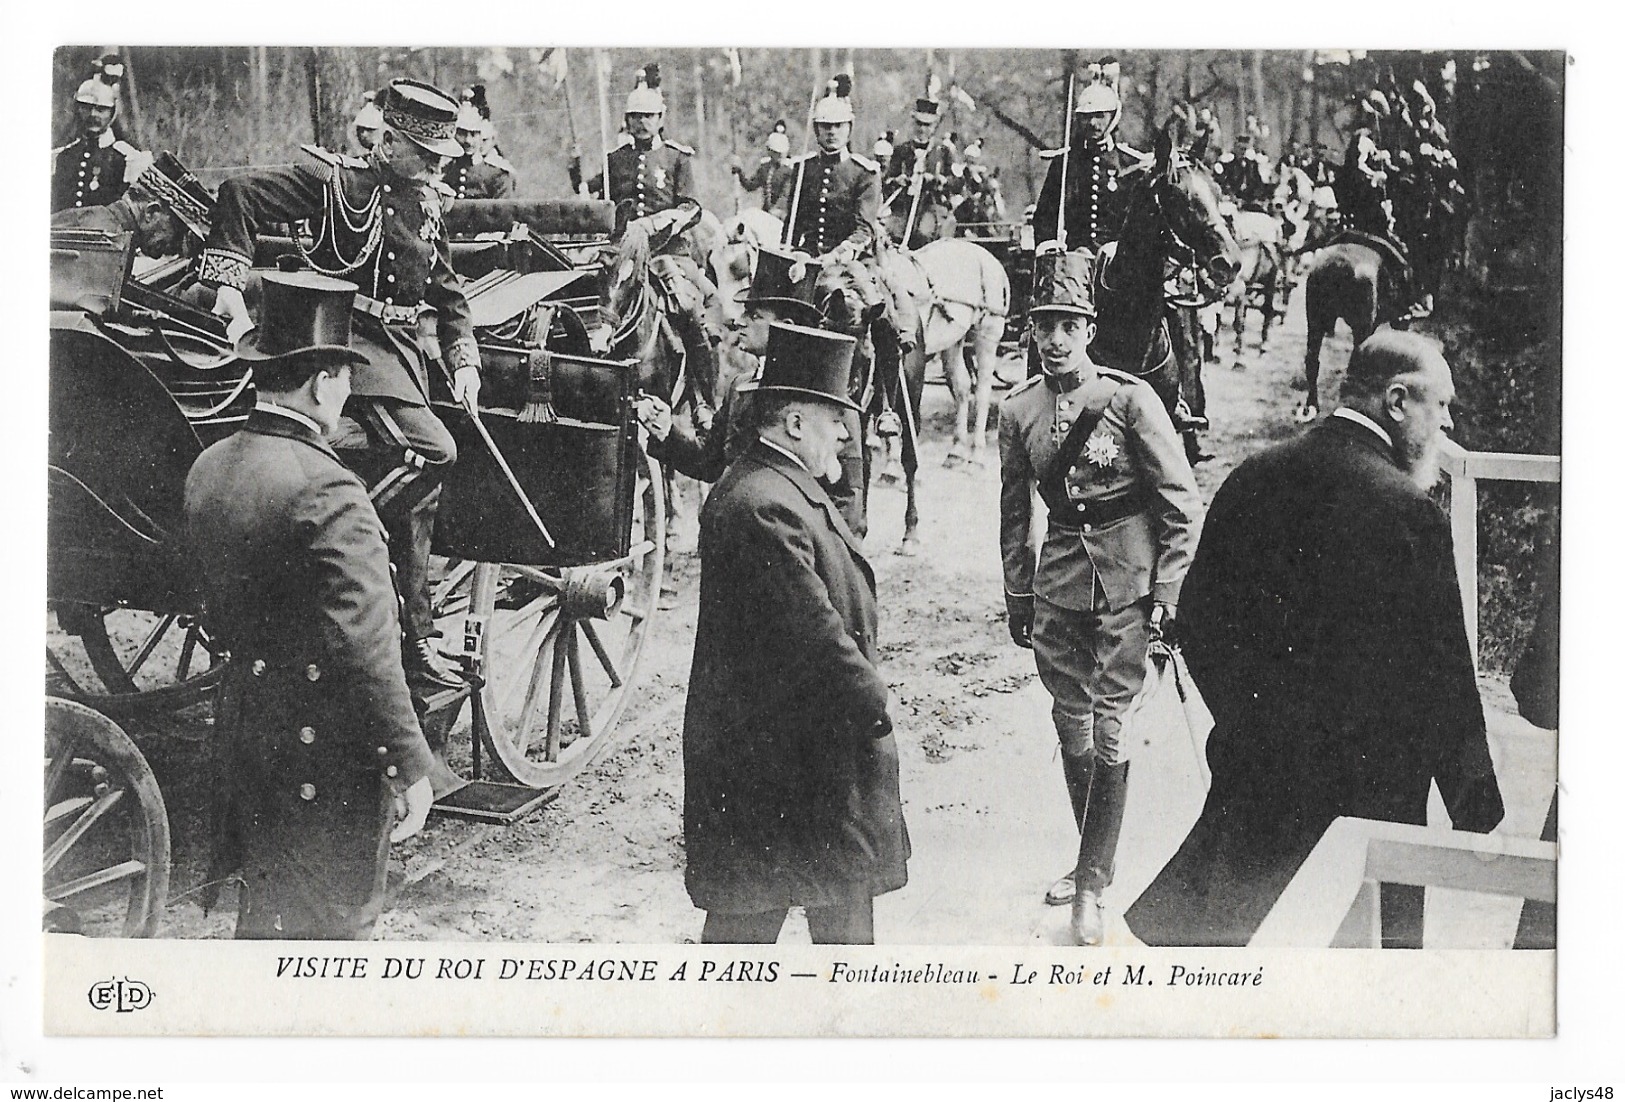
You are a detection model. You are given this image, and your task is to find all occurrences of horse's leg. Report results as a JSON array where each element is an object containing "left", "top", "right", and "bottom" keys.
[
  {"left": 1231, "top": 286, "right": 1246, "bottom": 363},
  {"left": 943, "top": 338, "right": 972, "bottom": 466},
  {"left": 1301, "top": 284, "right": 1330, "bottom": 422},
  {"left": 970, "top": 317, "right": 1000, "bottom": 464},
  {"left": 899, "top": 359, "right": 923, "bottom": 556}
]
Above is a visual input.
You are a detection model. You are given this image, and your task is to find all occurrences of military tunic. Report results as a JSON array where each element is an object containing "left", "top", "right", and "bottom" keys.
[
  {"left": 1214, "top": 150, "right": 1275, "bottom": 209},
  {"left": 51, "top": 132, "right": 141, "bottom": 212},
  {"left": 443, "top": 152, "right": 515, "bottom": 200},
  {"left": 580, "top": 136, "right": 695, "bottom": 220},
  {"left": 737, "top": 154, "right": 794, "bottom": 211},
  {"left": 883, "top": 139, "right": 957, "bottom": 208},
  {"left": 998, "top": 368, "right": 1201, "bottom": 760},
  {"left": 772, "top": 149, "right": 882, "bottom": 259},
  {"left": 1032, "top": 140, "right": 1148, "bottom": 251},
  {"left": 200, "top": 148, "right": 479, "bottom": 406},
  {"left": 183, "top": 407, "right": 435, "bottom": 939}
]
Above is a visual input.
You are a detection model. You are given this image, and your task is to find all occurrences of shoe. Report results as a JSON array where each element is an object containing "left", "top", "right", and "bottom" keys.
[
  {"left": 1070, "top": 889, "right": 1105, "bottom": 946},
  {"left": 1045, "top": 867, "right": 1079, "bottom": 907},
  {"left": 406, "top": 636, "right": 464, "bottom": 693}
]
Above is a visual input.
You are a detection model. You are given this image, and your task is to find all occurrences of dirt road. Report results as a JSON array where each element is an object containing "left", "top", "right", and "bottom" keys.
[{"left": 143, "top": 296, "right": 1551, "bottom": 945}]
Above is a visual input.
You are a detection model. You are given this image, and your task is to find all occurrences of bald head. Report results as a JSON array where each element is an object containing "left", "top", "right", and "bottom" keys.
[{"left": 1340, "top": 329, "right": 1456, "bottom": 488}]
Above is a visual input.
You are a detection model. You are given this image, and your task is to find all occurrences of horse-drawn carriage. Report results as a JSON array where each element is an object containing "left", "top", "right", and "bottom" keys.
[
  {"left": 45, "top": 195, "right": 668, "bottom": 935},
  {"left": 953, "top": 217, "right": 1033, "bottom": 353}
]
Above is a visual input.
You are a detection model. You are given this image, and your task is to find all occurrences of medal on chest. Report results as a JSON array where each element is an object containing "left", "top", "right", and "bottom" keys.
[
  {"left": 652, "top": 166, "right": 667, "bottom": 190},
  {"left": 1084, "top": 431, "right": 1121, "bottom": 469},
  {"left": 419, "top": 193, "right": 442, "bottom": 242}
]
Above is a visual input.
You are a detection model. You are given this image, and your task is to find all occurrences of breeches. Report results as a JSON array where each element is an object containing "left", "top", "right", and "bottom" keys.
[
  {"left": 331, "top": 398, "right": 458, "bottom": 642},
  {"left": 1032, "top": 594, "right": 1152, "bottom": 764}
]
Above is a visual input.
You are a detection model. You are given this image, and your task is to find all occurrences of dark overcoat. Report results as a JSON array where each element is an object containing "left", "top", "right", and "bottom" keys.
[
  {"left": 183, "top": 408, "right": 433, "bottom": 936},
  {"left": 682, "top": 441, "right": 908, "bottom": 913},
  {"left": 1124, "top": 415, "right": 1504, "bottom": 946}
]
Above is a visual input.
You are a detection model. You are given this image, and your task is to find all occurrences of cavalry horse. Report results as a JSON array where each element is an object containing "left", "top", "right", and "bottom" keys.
[
  {"left": 1298, "top": 231, "right": 1412, "bottom": 423},
  {"left": 1090, "top": 123, "right": 1241, "bottom": 424},
  {"left": 1221, "top": 206, "right": 1284, "bottom": 363}
]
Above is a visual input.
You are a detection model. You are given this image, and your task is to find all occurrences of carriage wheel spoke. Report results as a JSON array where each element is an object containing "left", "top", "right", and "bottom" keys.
[
  {"left": 513, "top": 618, "right": 562, "bottom": 754},
  {"left": 42, "top": 787, "right": 126, "bottom": 874},
  {"left": 45, "top": 795, "right": 93, "bottom": 827},
  {"left": 433, "top": 560, "right": 478, "bottom": 605},
  {"left": 500, "top": 609, "right": 559, "bottom": 722},
  {"left": 126, "top": 614, "right": 177, "bottom": 678},
  {"left": 579, "top": 621, "right": 623, "bottom": 688},
  {"left": 176, "top": 623, "right": 201, "bottom": 682},
  {"left": 620, "top": 604, "right": 648, "bottom": 623},
  {"left": 43, "top": 735, "right": 80, "bottom": 808},
  {"left": 544, "top": 623, "right": 570, "bottom": 761},
  {"left": 566, "top": 629, "right": 593, "bottom": 748},
  {"left": 45, "top": 649, "right": 88, "bottom": 698},
  {"left": 47, "top": 859, "right": 147, "bottom": 901}
]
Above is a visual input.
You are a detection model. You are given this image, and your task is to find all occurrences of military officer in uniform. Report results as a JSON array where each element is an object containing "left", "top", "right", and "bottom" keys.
[
  {"left": 443, "top": 100, "right": 516, "bottom": 200},
  {"left": 999, "top": 245, "right": 1201, "bottom": 945},
  {"left": 1213, "top": 124, "right": 1276, "bottom": 211},
  {"left": 570, "top": 64, "right": 695, "bottom": 222},
  {"left": 882, "top": 97, "right": 958, "bottom": 244},
  {"left": 732, "top": 120, "right": 795, "bottom": 211},
  {"left": 51, "top": 150, "right": 212, "bottom": 261},
  {"left": 772, "top": 75, "right": 914, "bottom": 363},
  {"left": 351, "top": 92, "right": 384, "bottom": 154},
  {"left": 183, "top": 271, "right": 436, "bottom": 940},
  {"left": 200, "top": 78, "right": 482, "bottom": 702},
  {"left": 52, "top": 76, "right": 144, "bottom": 212},
  {"left": 1032, "top": 78, "right": 1148, "bottom": 252}
]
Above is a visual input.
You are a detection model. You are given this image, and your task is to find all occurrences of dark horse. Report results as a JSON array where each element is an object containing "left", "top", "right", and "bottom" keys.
[
  {"left": 1090, "top": 123, "right": 1241, "bottom": 427},
  {"left": 812, "top": 261, "right": 928, "bottom": 555},
  {"left": 1298, "top": 233, "right": 1411, "bottom": 423}
]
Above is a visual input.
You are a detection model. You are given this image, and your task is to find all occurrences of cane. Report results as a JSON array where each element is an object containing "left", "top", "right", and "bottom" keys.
[{"left": 432, "top": 357, "right": 556, "bottom": 550}]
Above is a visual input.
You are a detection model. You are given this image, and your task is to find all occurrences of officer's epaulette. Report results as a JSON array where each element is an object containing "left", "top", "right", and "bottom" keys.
[
  {"left": 1118, "top": 143, "right": 1150, "bottom": 163},
  {"left": 1039, "top": 145, "right": 1069, "bottom": 161},
  {"left": 111, "top": 139, "right": 141, "bottom": 160},
  {"left": 849, "top": 151, "right": 880, "bottom": 172},
  {"left": 662, "top": 138, "right": 696, "bottom": 156},
  {"left": 299, "top": 143, "right": 366, "bottom": 170},
  {"left": 485, "top": 151, "right": 516, "bottom": 174},
  {"left": 1003, "top": 373, "right": 1045, "bottom": 399},
  {"left": 1096, "top": 365, "right": 1147, "bottom": 387}
]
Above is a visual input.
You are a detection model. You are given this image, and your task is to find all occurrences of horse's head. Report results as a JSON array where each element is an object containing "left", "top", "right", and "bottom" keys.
[
  {"left": 1147, "top": 123, "right": 1242, "bottom": 298},
  {"left": 812, "top": 263, "right": 874, "bottom": 339}
]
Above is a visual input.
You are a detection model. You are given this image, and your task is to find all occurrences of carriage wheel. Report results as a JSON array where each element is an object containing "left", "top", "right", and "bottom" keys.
[
  {"left": 44, "top": 698, "right": 171, "bottom": 936},
  {"left": 465, "top": 454, "right": 665, "bottom": 789},
  {"left": 47, "top": 604, "right": 226, "bottom": 718}
]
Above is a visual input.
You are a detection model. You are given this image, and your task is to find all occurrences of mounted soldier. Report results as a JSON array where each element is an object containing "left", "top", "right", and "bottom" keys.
[
  {"left": 1032, "top": 62, "right": 1149, "bottom": 252},
  {"left": 732, "top": 120, "right": 795, "bottom": 212},
  {"left": 443, "top": 89, "right": 515, "bottom": 200},
  {"left": 199, "top": 77, "right": 483, "bottom": 704},
  {"left": 882, "top": 95, "right": 959, "bottom": 247},
  {"left": 52, "top": 75, "right": 145, "bottom": 212},
  {"left": 772, "top": 75, "right": 915, "bottom": 371},
  {"left": 570, "top": 63, "right": 696, "bottom": 222},
  {"left": 1213, "top": 117, "right": 1275, "bottom": 211},
  {"left": 1332, "top": 90, "right": 1420, "bottom": 319}
]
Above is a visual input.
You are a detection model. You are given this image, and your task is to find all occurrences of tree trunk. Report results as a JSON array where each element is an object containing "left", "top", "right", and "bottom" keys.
[{"left": 306, "top": 47, "right": 324, "bottom": 146}]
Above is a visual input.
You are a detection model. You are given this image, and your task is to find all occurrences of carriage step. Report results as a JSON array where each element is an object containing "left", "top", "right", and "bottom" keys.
[{"left": 431, "top": 780, "right": 560, "bottom": 824}]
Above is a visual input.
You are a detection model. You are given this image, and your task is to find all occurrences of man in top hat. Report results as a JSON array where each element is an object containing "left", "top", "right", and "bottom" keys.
[
  {"left": 998, "top": 244, "right": 1201, "bottom": 944},
  {"left": 772, "top": 75, "right": 915, "bottom": 363},
  {"left": 52, "top": 150, "right": 212, "bottom": 260},
  {"left": 638, "top": 249, "right": 868, "bottom": 537},
  {"left": 52, "top": 75, "right": 145, "bottom": 212},
  {"left": 1032, "top": 72, "right": 1149, "bottom": 252},
  {"left": 443, "top": 89, "right": 515, "bottom": 200},
  {"left": 682, "top": 321, "right": 908, "bottom": 944},
  {"left": 882, "top": 96, "right": 959, "bottom": 242},
  {"left": 183, "top": 270, "right": 437, "bottom": 940},
  {"left": 732, "top": 120, "right": 794, "bottom": 212},
  {"left": 352, "top": 92, "right": 384, "bottom": 155},
  {"left": 200, "top": 77, "right": 483, "bottom": 703},
  {"left": 570, "top": 64, "right": 696, "bottom": 222}
]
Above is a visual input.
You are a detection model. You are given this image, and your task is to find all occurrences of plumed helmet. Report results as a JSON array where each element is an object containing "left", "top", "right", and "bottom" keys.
[
  {"left": 872, "top": 133, "right": 894, "bottom": 159},
  {"left": 767, "top": 118, "right": 790, "bottom": 154},
  {"left": 74, "top": 77, "right": 118, "bottom": 110},
  {"left": 456, "top": 102, "right": 484, "bottom": 132},
  {"left": 1364, "top": 88, "right": 1391, "bottom": 116},
  {"left": 625, "top": 64, "right": 665, "bottom": 115},
  {"left": 1073, "top": 81, "right": 1120, "bottom": 115},
  {"left": 354, "top": 91, "right": 384, "bottom": 132},
  {"left": 812, "top": 74, "right": 855, "bottom": 125}
]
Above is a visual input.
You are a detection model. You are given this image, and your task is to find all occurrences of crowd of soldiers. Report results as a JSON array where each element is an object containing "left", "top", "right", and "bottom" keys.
[{"left": 49, "top": 53, "right": 1494, "bottom": 950}]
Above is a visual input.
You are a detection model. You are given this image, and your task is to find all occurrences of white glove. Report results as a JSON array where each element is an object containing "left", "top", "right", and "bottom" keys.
[
  {"left": 452, "top": 365, "right": 481, "bottom": 412},
  {"left": 390, "top": 776, "right": 434, "bottom": 842}
]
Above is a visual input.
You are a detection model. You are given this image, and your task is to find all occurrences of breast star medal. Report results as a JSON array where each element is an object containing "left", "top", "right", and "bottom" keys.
[{"left": 1084, "top": 431, "right": 1121, "bottom": 468}]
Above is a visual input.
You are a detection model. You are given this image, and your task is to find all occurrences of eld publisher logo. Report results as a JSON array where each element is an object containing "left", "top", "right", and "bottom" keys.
[{"left": 87, "top": 977, "right": 154, "bottom": 1013}]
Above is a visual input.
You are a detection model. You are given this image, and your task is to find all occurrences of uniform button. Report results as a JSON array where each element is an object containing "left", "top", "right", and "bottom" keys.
[
  {"left": 386, "top": 206, "right": 395, "bottom": 216},
  {"left": 383, "top": 184, "right": 392, "bottom": 193},
  {"left": 384, "top": 297, "right": 394, "bottom": 305},
  {"left": 386, "top": 765, "right": 399, "bottom": 779},
  {"left": 251, "top": 659, "right": 266, "bottom": 676},
  {"left": 1059, "top": 420, "right": 1071, "bottom": 431},
  {"left": 386, "top": 274, "right": 395, "bottom": 283},
  {"left": 377, "top": 746, "right": 389, "bottom": 758},
  {"left": 298, "top": 726, "right": 316, "bottom": 744},
  {"left": 387, "top": 251, "right": 395, "bottom": 260},
  {"left": 1082, "top": 523, "right": 1092, "bottom": 533},
  {"left": 299, "top": 783, "right": 317, "bottom": 801},
  {"left": 305, "top": 663, "right": 321, "bottom": 682}
]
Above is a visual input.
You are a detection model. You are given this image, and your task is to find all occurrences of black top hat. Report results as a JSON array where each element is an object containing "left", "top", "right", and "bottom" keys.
[
  {"left": 383, "top": 79, "right": 464, "bottom": 159},
  {"left": 912, "top": 96, "right": 941, "bottom": 120},
  {"left": 239, "top": 271, "right": 367, "bottom": 378},
  {"left": 1029, "top": 245, "right": 1097, "bottom": 317},
  {"left": 739, "top": 322, "right": 859, "bottom": 411},
  {"left": 739, "top": 249, "right": 823, "bottom": 324}
]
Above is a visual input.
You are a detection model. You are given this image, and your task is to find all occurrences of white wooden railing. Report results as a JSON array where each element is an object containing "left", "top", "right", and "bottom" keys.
[{"left": 1439, "top": 438, "right": 1561, "bottom": 665}]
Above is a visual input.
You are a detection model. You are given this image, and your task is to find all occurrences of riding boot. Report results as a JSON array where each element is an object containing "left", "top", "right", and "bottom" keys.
[
  {"left": 1071, "top": 761, "right": 1131, "bottom": 946},
  {"left": 394, "top": 486, "right": 463, "bottom": 701},
  {"left": 1045, "top": 750, "right": 1096, "bottom": 906}
]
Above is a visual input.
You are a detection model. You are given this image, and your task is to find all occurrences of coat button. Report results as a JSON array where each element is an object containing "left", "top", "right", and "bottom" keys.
[
  {"left": 383, "top": 184, "right": 392, "bottom": 193},
  {"left": 386, "top": 765, "right": 399, "bottom": 779},
  {"left": 305, "top": 663, "right": 321, "bottom": 682},
  {"left": 377, "top": 746, "right": 389, "bottom": 758},
  {"left": 386, "top": 207, "right": 395, "bottom": 216},
  {"left": 1082, "top": 523, "right": 1093, "bottom": 533},
  {"left": 1058, "top": 419, "right": 1072, "bottom": 431},
  {"left": 298, "top": 726, "right": 316, "bottom": 744},
  {"left": 251, "top": 659, "right": 266, "bottom": 676},
  {"left": 299, "top": 783, "right": 317, "bottom": 801}
]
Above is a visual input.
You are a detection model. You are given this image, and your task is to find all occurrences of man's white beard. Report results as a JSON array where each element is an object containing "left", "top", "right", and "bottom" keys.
[{"left": 1402, "top": 439, "right": 1443, "bottom": 491}]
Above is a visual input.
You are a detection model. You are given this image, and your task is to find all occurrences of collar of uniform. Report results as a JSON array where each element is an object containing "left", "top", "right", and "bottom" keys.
[
  {"left": 1331, "top": 407, "right": 1394, "bottom": 449},
  {"left": 254, "top": 401, "right": 326, "bottom": 438},
  {"left": 633, "top": 136, "right": 663, "bottom": 152},
  {"left": 88, "top": 129, "right": 116, "bottom": 150},
  {"left": 757, "top": 435, "right": 809, "bottom": 472},
  {"left": 1043, "top": 370, "right": 1082, "bottom": 393},
  {"left": 819, "top": 148, "right": 849, "bottom": 164}
]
